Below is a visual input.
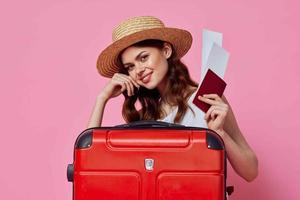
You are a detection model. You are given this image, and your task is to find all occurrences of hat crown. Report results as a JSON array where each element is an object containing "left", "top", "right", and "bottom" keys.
[{"left": 112, "top": 16, "right": 165, "bottom": 42}]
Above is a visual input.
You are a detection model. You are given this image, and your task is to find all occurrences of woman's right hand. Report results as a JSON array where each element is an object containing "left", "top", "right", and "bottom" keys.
[{"left": 98, "top": 73, "right": 140, "bottom": 101}]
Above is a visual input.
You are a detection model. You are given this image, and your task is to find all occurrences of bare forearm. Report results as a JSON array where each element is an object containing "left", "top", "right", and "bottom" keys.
[
  {"left": 217, "top": 129, "right": 258, "bottom": 182},
  {"left": 87, "top": 96, "right": 108, "bottom": 128}
]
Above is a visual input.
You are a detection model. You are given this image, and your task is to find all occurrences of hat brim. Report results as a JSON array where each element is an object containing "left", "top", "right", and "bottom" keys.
[{"left": 97, "top": 27, "right": 193, "bottom": 78}]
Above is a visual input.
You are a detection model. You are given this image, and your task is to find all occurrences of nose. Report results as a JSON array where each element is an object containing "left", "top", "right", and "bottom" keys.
[{"left": 136, "top": 64, "right": 146, "bottom": 77}]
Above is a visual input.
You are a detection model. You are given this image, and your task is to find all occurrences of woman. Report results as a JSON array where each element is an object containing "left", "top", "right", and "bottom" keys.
[{"left": 88, "top": 16, "right": 258, "bottom": 182}]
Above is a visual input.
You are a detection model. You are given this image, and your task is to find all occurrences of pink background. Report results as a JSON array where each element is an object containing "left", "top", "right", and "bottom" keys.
[{"left": 0, "top": 0, "right": 299, "bottom": 199}]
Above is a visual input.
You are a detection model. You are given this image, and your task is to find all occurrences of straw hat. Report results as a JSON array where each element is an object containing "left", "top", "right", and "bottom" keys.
[{"left": 97, "top": 16, "right": 193, "bottom": 78}]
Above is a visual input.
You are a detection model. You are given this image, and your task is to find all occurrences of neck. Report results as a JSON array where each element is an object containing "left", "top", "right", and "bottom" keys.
[{"left": 156, "top": 76, "right": 168, "bottom": 96}]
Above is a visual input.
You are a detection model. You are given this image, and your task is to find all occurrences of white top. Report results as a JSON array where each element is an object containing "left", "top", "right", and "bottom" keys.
[{"left": 157, "top": 91, "right": 208, "bottom": 128}]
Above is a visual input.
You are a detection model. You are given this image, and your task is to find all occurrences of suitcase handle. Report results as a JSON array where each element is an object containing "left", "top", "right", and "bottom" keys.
[{"left": 115, "top": 120, "right": 185, "bottom": 128}]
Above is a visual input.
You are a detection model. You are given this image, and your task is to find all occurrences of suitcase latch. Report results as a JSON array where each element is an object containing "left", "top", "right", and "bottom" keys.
[{"left": 144, "top": 158, "right": 154, "bottom": 171}]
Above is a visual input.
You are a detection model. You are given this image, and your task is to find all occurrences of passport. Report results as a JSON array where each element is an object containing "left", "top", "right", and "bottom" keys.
[{"left": 192, "top": 69, "right": 227, "bottom": 113}]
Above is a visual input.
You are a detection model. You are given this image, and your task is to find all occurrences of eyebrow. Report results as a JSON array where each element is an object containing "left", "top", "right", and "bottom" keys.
[{"left": 123, "top": 51, "right": 147, "bottom": 66}]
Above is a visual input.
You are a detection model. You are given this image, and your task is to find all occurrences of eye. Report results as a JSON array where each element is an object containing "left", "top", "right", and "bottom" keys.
[
  {"left": 125, "top": 65, "right": 135, "bottom": 72},
  {"left": 140, "top": 55, "right": 148, "bottom": 62}
]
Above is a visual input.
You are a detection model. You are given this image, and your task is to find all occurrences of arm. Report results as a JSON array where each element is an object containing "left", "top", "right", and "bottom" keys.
[
  {"left": 220, "top": 95, "right": 258, "bottom": 182},
  {"left": 86, "top": 73, "right": 140, "bottom": 129},
  {"left": 198, "top": 94, "right": 258, "bottom": 182},
  {"left": 86, "top": 95, "right": 108, "bottom": 128}
]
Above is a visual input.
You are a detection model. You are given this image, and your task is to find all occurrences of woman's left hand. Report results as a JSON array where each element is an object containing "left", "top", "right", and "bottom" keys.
[{"left": 198, "top": 94, "right": 229, "bottom": 132}]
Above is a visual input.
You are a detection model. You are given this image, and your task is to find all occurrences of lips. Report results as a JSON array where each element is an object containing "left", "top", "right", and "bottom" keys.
[{"left": 140, "top": 72, "right": 152, "bottom": 83}]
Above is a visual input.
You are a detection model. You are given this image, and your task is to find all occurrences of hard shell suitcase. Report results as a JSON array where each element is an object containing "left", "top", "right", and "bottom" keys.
[{"left": 67, "top": 121, "right": 230, "bottom": 200}]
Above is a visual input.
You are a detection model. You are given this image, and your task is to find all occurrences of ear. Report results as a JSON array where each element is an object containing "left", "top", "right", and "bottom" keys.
[{"left": 163, "top": 42, "right": 172, "bottom": 59}]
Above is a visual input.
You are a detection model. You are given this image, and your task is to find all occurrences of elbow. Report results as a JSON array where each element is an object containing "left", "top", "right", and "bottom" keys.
[
  {"left": 244, "top": 168, "right": 258, "bottom": 182},
  {"left": 243, "top": 153, "right": 259, "bottom": 182}
]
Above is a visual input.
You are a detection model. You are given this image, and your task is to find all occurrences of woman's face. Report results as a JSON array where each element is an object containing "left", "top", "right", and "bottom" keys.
[{"left": 120, "top": 42, "right": 172, "bottom": 91}]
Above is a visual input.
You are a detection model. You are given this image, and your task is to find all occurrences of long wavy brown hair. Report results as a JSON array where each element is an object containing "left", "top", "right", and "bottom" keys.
[{"left": 118, "top": 39, "right": 199, "bottom": 123}]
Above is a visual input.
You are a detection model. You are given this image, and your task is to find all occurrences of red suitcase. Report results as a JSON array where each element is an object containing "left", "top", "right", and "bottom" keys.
[{"left": 67, "top": 121, "right": 231, "bottom": 200}]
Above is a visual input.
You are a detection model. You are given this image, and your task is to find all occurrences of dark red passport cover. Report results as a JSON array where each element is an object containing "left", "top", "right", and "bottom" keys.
[{"left": 192, "top": 69, "right": 227, "bottom": 113}]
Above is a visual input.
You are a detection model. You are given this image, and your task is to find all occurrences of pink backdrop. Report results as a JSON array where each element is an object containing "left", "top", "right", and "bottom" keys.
[{"left": 1, "top": 0, "right": 299, "bottom": 199}]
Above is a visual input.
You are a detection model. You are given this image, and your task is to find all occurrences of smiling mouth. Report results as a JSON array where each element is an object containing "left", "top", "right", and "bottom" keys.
[{"left": 140, "top": 72, "right": 152, "bottom": 83}]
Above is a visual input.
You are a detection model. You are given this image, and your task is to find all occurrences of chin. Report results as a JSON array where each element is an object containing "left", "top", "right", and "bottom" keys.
[
  {"left": 141, "top": 81, "right": 158, "bottom": 90},
  {"left": 143, "top": 84, "right": 156, "bottom": 90}
]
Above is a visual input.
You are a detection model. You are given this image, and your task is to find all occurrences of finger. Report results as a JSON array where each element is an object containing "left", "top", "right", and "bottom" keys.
[
  {"left": 211, "top": 108, "right": 227, "bottom": 120},
  {"left": 202, "top": 94, "right": 222, "bottom": 101},
  {"left": 123, "top": 81, "right": 133, "bottom": 96},
  {"left": 211, "top": 109, "right": 218, "bottom": 120},
  {"left": 127, "top": 77, "right": 140, "bottom": 92},
  {"left": 119, "top": 74, "right": 140, "bottom": 89},
  {"left": 118, "top": 76, "right": 134, "bottom": 96},
  {"left": 205, "top": 105, "right": 219, "bottom": 120},
  {"left": 111, "top": 74, "right": 125, "bottom": 84},
  {"left": 209, "top": 102, "right": 229, "bottom": 113},
  {"left": 206, "top": 108, "right": 218, "bottom": 121},
  {"left": 205, "top": 106, "right": 214, "bottom": 120},
  {"left": 205, "top": 106, "right": 226, "bottom": 120},
  {"left": 114, "top": 76, "right": 135, "bottom": 96},
  {"left": 114, "top": 79, "right": 127, "bottom": 92},
  {"left": 127, "top": 76, "right": 140, "bottom": 89},
  {"left": 121, "top": 76, "right": 137, "bottom": 94},
  {"left": 198, "top": 95, "right": 222, "bottom": 106}
]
